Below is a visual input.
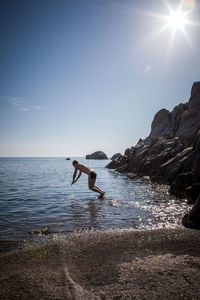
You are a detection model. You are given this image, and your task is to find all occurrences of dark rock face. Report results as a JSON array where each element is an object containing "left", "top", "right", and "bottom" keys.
[
  {"left": 149, "top": 109, "right": 171, "bottom": 138},
  {"left": 86, "top": 151, "right": 108, "bottom": 160},
  {"left": 111, "top": 153, "right": 122, "bottom": 160},
  {"left": 182, "top": 195, "right": 200, "bottom": 229},
  {"left": 106, "top": 82, "right": 200, "bottom": 209}
]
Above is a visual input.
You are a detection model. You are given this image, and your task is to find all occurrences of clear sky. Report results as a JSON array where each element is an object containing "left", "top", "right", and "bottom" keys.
[{"left": 0, "top": 0, "right": 200, "bottom": 157}]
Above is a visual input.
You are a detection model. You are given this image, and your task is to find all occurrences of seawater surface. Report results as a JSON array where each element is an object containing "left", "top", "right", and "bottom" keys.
[{"left": 0, "top": 157, "right": 190, "bottom": 242}]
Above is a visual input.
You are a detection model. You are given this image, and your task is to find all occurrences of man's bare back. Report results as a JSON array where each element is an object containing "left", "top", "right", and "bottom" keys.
[{"left": 75, "top": 163, "right": 93, "bottom": 175}]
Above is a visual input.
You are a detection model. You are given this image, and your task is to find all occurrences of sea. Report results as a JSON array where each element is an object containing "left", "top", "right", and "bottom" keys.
[{"left": 0, "top": 157, "right": 190, "bottom": 247}]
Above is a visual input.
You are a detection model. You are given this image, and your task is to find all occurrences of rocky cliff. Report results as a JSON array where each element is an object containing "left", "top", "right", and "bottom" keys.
[{"left": 106, "top": 82, "right": 200, "bottom": 205}]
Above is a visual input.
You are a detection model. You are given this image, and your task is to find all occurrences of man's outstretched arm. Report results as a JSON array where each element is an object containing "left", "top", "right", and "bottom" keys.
[
  {"left": 71, "top": 169, "right": 77, "bottom": 185},
  {"left": 73, "top": 171, "right": 82, "bottom": 183}
]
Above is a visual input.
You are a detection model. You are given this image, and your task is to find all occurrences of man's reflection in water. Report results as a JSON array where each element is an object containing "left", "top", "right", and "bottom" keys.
[
  {"left": 88, "top": 200, "right": 98, "bottom": 228},
  {"left": 70, "top": 198, "right": 100, "bottom": 229}
]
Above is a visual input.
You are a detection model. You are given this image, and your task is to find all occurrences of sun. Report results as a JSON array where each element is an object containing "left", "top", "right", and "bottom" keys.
[
  {"left": 128, "top": 0, "right": 200, "bottom": 68},
  {"left": 139, "top": 0, "right": 200, "bottom": 55},
  {"left": 167, "top": 10, "right": 187, "bottom": 30}
]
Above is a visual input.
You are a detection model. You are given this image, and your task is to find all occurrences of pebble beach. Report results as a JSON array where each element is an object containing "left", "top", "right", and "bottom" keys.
[{"left": 1, "top": 227, "right": 200, "bottom": 299}]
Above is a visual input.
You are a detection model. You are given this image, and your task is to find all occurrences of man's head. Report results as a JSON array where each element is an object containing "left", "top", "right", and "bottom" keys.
[{"left": 72, "top": 160, "right": 78, "bottom": 167}]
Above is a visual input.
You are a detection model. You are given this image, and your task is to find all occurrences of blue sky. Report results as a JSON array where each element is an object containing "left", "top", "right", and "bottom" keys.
[{"left": 0, "top": 0, "right": 200, "bottom": 157}]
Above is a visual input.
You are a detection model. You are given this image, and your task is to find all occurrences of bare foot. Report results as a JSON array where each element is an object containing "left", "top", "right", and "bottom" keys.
[{"left": 98, "top": 193, "right": 105, "bottom": 199}]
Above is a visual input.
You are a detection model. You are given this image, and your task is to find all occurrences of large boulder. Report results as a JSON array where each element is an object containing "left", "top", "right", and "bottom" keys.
[
  {"left": 111, "top": 153, "right": 122, "bottom": 160},
  {"left": 86, "top": 151, "right": 108, "bottom": 160},
  {"left": 154, "top": 147, "right": 193, "bottom": 184},
  {"left": 149, "top": 109, "right": 171, "bottom": 138},
  {"left": 182, "top": 195, "right": 200, "bottom": 229},
  {"left": 106, "top": 154, "right": 128, "bottom": 170}
]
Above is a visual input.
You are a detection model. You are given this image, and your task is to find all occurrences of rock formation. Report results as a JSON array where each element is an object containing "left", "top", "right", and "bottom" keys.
[
  {"left": 111, "top": 153, "right": 122, "bottom": 160},
  {"left": 86, "top": 151, "right": 108, "bottom": 160},
  {"left": 106, "top": 82, "right": 200, "bottom": 227},
  {"left": 182, "top": 195, "right": 200, "bottom": 229}
]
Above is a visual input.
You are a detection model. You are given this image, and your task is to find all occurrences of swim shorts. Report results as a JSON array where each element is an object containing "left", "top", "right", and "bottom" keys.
[{"left": 89, "top": 171, "right": 97, "bottom": 180}]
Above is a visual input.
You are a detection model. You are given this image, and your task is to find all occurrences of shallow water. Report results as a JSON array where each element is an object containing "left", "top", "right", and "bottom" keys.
[{"left": 0, "top": 157, "right": 190, "bottom": 241}]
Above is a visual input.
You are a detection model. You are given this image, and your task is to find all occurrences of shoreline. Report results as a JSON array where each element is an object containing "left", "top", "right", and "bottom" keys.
[{"left": 1, "top": 227, "right": 200, "bottom": 299}]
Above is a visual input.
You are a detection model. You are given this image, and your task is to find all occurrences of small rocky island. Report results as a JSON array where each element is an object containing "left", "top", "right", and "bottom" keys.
[
  {"left": 86, "top": 151, "right": 108, "bottom": 159},
  {"left": 107, "top": 82, "right": 200, "bottom": 229}
]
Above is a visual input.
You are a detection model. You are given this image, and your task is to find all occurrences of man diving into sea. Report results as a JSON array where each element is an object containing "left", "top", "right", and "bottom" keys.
[{"left": 71, "top": 160, "right": 105, "bottom": 198}]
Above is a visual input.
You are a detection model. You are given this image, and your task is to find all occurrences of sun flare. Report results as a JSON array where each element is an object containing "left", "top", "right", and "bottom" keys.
[
  {"left": 139, "top": 0, "right": 200, "bottom": 58},
  {"left": 167, "top": 10, "right": 187, "bottom": 30}
]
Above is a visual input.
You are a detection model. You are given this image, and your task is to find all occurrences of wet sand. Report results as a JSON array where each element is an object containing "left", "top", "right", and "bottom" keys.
[{"left": 1, "top": 228, "right": 200, "bottom": 299}]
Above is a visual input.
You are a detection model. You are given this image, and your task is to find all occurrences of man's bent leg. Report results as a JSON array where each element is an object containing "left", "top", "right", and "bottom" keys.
[
  {"left": 89, "top": 178, "right": 105, "bottom": 196},
  {"left": 91, "top": 186, "right": 105, "bottom": 195}
]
